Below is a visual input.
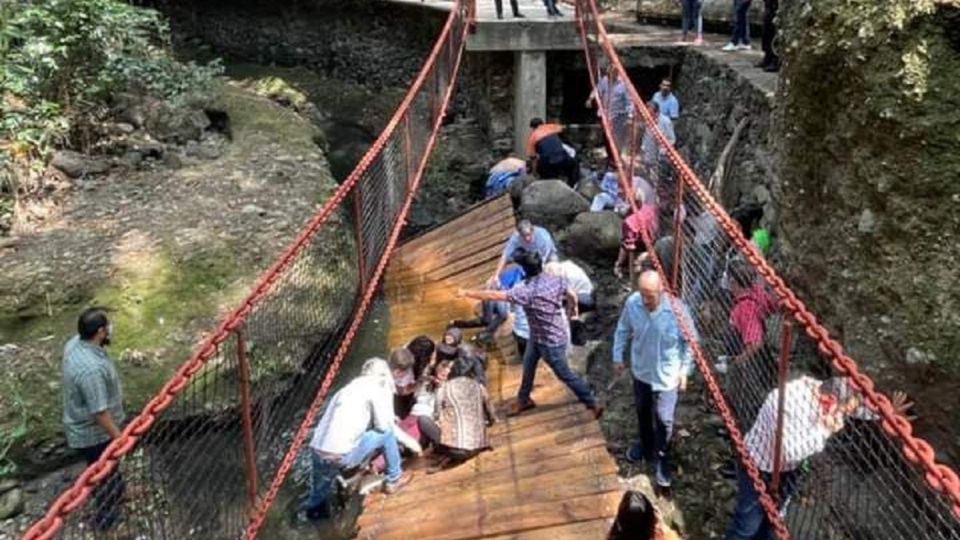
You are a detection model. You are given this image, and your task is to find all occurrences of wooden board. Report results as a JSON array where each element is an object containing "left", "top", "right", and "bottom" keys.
[{"left": 356, "top": 195, "right": 624, "bottom": 539}]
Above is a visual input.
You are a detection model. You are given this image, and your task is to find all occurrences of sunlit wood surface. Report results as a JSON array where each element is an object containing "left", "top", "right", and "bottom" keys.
[{"left": 356, "top": 194, "right": 622, "bottom": 539}]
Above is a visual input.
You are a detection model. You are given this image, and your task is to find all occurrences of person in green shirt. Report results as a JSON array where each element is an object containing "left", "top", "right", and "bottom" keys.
[{"left": 62, "top": 307, "right": 125, "bottom": 530}]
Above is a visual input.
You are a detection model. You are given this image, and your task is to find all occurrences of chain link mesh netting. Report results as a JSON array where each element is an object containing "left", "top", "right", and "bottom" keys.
[
  {"left": 575, "top": 1, "right": 960, "bottom": 538},
  {"left": 23, "top": 2, "right": 471, "bottom": 539}
]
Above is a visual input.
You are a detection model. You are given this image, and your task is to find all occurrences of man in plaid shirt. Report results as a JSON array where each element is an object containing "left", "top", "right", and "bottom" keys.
[{"left": 460, "top": 250, "right": 602, "bottom": 419}]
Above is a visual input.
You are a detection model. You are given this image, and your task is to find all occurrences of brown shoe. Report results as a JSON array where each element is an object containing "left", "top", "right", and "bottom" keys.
[
  {"left": 383, "top": 473, "right": 412, "bottom": 494},
  {"left": 507, "top": 399, "right": 537, "bottom": 417},
  {"left": 587, "top": 404, "right": 605, "bottom": 420}
]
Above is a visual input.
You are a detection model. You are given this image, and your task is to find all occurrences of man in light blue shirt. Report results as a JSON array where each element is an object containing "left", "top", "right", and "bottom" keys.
[
  {"left": 492, "top": 219, "right": 557, "bottom": 281},
  {"left": 612, "top": 270, "right": 697, "bottom": 490},
  {"left": 652, "top": 79, "right": 680, "bottom": 120}
]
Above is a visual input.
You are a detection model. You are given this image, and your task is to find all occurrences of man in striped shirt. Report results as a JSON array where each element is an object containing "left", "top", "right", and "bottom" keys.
[{"left": 62, "top": 307, "right": 126, "bottom": 530}]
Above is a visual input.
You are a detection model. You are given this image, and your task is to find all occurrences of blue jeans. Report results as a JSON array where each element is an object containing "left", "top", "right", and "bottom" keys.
[
  {"left": 306, "top": 430, "right": 402, "bottom": 514},
  {"left": 632, "top": 379, "right": 678, "bottom": 487},
  {"left": 731, "top": 0, "right": 752, "bottom": 45},
  {"left": 681, "top": 0, "right": 703, "bottom": 36},
  {"left": 542, "top": 0, "right": 559, "bottom": 15},
  {"left": 725, "top": 467, "right": 798, "bottom": 540},
  {"left": 518, "top": 341, "right": 596, "bottom": 407}
]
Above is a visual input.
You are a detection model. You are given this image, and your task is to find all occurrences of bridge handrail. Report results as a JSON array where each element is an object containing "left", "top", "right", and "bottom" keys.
[
  {"left": 22, "top": 0, "right": 473, "bottom": 537},
  {"left": 575, "top": 1, "right": 960, "bottom": 537}
]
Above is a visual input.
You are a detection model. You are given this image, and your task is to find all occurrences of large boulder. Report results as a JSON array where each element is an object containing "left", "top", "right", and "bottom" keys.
[
  {"left": 519, "top": 180, "right": 590, "bottom": 228},
  {"left": 0, "top": 484, "right": 24, "bottom": 520},
  {"left": 562, "top": 211, "right": 623, "bottom": 263},
  {"left": 50, "top": 150, "right": 111, "bottom": 178}
]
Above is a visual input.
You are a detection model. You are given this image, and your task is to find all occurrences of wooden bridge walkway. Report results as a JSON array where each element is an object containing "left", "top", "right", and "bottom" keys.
[{"left": 355, "top": 195, "right": 623, "bottom": 539}]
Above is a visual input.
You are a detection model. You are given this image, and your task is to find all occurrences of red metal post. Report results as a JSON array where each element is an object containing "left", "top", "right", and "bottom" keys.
[
  {"left": 671, "top": 175, "right": 685, "bottom": 291},
  {"left": 236, "top": 328, "right": 259, "bottom": 511},
  {"left": 352, "top": 187, "right": 367, "bottom": 290},
  {"left": 770, "top": 319, "right": 794, "bottom": 502}
]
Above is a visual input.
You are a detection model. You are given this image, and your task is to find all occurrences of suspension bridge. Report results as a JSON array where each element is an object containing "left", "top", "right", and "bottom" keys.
[{"left": 22, "top": 0, "right": 960, "bottom": 539}]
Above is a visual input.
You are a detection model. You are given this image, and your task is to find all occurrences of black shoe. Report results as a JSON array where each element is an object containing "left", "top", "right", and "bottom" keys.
[
  {"left": 763, "top": 63, "right": 780, "bottom": 73},
  {"left": 513, "top": 11, "right": 525, "bottom": 17},
  {"left": 496, "top": 12, "right": 503, "bottom": 18},
  {"left": 553, "top": 8, "right": 564, "bottom": 16}
]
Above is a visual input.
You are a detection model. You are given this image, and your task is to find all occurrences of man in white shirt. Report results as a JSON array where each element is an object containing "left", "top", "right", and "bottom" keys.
[
  {"left": 305, "top": 358, "right": 412, "bottom": 520},
  {"left": 724, "top": 376, "right": 912, "bottom": 539},
  {"left": 544, "top": 260, "right": 595, "bottom": 312}
]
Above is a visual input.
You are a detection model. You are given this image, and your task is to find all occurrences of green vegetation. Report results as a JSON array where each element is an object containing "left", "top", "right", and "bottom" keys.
[
  {"left": 0, "top": 0, "right": 222, "bottom": 194},
  {"left": 0, "top": 242, "right": 250, "bottom": 459}
]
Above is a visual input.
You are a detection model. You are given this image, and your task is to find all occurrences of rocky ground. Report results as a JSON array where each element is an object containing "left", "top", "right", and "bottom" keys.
[{"left": 0, "top": 73, "right": 358, "bottom": 534}]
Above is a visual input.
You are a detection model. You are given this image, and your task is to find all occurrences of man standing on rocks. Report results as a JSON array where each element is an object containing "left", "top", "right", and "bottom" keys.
[
  {"left": 62, "top": 307, "right": 126, "bottom": 530},
  {"left": 652, "top": 79, "right": 680, "bottom": 121},
  {"left": 612, "top": 271, "right": 696, "bottom": 493},
  {"left": 460, "top": 250, "right": 603, "bottom": 419},
  {"left": 492, "top": 219, "right": 557, "bottom": 281}
]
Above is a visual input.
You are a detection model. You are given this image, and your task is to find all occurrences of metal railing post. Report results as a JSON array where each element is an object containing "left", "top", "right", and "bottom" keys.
[
  {"left": 236, "top": 328, "right": 259, "bottom": 511},
  {"left": 770, "top": 319, "right": 793, "bottom": 502},
  {"left": 353, "top": 188, "right": 367, "bottom": 291},
  {"left": 404, "top": 113, "right": 415, "bottom": 191},
  {"left": 671, "top": 175, "right": 685, "bottom": 292}
]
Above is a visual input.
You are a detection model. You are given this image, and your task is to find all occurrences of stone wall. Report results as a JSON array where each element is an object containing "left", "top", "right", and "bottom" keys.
[
  {"left": 672, "top": 48, "right": 777, "bottom": 224},
  {"left": 151, "top": 0, "right": 441, "bottom": 90},
  {"left": 773, "top": 0, "right": 960, "bottom": 464}
]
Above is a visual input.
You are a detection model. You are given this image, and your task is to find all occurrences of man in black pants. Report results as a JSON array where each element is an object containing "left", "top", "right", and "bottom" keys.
[
  {"left": 758, "top": 0, "right": 780, "bottom": 72},
  {"left": 62, "top": 308, "right": 126, "bottom": 530},
  {"left": 494, "top": 0, "right": 524, "bottom": 19}
]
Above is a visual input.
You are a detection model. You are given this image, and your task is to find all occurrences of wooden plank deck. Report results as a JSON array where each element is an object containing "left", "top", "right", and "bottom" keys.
[{"left": 356, "top": 195, "right": 622, "bottom": 539}]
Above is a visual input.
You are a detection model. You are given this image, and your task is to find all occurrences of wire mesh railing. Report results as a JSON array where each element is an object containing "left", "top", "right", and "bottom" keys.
[
  {"left": 574, "top": 1, "right": 960, "bottom": 538},
  {"left": 22, "top": 1, "right": 472, "bottom": 538}
]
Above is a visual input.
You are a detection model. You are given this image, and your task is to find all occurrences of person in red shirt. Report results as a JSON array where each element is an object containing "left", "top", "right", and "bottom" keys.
[
  {"left": 614, "top": 188, "right": 659, "bottom": 281},
  {"left": 728, "top": 262, "right": 779, "bottom": 426}
]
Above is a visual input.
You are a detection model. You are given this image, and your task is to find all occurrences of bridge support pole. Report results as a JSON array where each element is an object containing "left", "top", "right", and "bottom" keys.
[
  {"left": 236, "top": 328, "right": 260, "bottom": 512},
  {"left": 770, "top": 319, "right": 793, "bottom": 503},
  {"left": 513, "top": 50, "right": 547, "bottom": 157}
]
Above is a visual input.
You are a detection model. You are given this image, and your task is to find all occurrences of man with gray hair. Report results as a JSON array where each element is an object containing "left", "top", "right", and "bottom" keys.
[
  {"left": 305, "top": 358, "right": 415, "bottom": 520},
  {"left": 491, "top": 219, "right": 557, "bottom": 282}
]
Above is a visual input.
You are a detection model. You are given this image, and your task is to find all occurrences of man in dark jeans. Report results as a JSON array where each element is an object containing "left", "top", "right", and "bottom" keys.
[
  {"left": 757, "top": 0, "right": 780, "bottom": 72},
  {"left": 722, "top": 0, "right": 753, "bottom": 51},
  {"left": 493, "top": 0, "right": 523, "bottom": 19},
  {"left": 527, "top": 118, "right": 579, "bottom": 187},
  {"left": 459, "top": 250, "right": 603, "bottom": 419},
  {"left": 62, "top": 307, "right": 126, "bottom": 530}
]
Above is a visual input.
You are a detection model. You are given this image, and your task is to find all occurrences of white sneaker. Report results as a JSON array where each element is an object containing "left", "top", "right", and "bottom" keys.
[
  {"left": 737, "top": 43, "right": 753, "bottom": 50},
  {"left": 721, "top": 42, "right": 738, "bottom": 51}
]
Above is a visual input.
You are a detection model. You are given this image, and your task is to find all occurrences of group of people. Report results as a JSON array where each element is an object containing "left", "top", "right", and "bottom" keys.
[{"left": 305, "top": 330, "right": 496, "bottom": 518}]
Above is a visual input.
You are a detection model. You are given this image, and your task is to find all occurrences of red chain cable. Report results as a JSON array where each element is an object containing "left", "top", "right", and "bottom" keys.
[
  {"left": 575, "top": 2, "right": 791, "bottom": 537},
  {"left": 242, "top": 5, "right": 472, "bottom": 538},
  {"left": 582, "top": 0, "right": 960, "bottom": 521},
  {"left": 21, "top": 3, "right": 471, "bottom": 539}
]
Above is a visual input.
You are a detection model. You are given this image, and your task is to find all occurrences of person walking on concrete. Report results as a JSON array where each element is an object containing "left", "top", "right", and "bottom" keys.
[
  {"left": 542, "top": 0, "right": 562, "bottom": 17},
  {"left": 757, "top": 0, "right": 780, "bottom": 71},
  {"left": 62, "top": 307, "right": 126, "bottom": 530},
  {"left": 612, "top": 271, "right": 697, "bottom": 492},
  {"left": 494, "top": 0, "right": 524, "bottom": 19},
  {"left": 460, "top": 250, "right": 603, "bottom": 419},
  {"left": 722, "top": 0, "right": 753, "bottom": 51},
  {"left": 679, "top": 0, "right": 704, "bottom": 45}
]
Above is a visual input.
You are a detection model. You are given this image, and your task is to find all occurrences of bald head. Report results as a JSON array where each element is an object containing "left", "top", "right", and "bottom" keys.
[{"left": 638, "top": 270, "right": 662, "bottom": 312}]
